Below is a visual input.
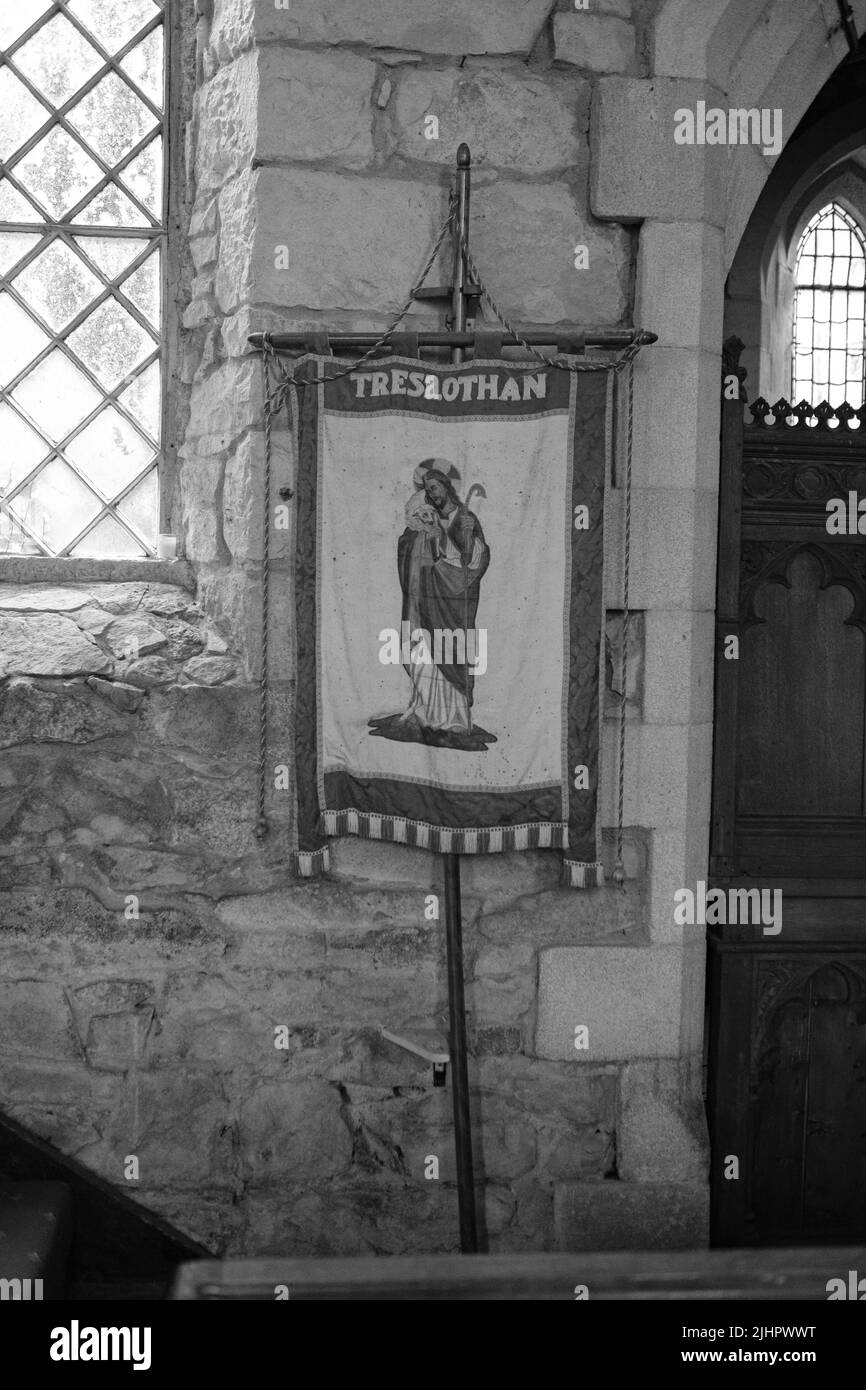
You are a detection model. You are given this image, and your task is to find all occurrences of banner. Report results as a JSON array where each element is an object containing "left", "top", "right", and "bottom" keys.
[{"left": 290, "top": 353, "right": 611, "bottom": 887}]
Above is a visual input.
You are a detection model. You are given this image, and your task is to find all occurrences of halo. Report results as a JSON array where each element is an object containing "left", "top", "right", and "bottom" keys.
[{"left": 413, "top": 457, "right": 460, "bottom": 488}]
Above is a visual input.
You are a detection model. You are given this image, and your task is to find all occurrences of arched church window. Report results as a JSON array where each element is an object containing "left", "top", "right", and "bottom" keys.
[
  {"left": 792, "top": 202, "right": 866, "bottom": 408},
  {"left": 0, "top": 1, "right": 168, "bottom": 557}
]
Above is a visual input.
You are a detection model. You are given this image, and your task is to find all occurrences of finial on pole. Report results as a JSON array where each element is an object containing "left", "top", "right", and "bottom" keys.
[{"left": 457, "top": 142, "right": 471, "bottom": 167}]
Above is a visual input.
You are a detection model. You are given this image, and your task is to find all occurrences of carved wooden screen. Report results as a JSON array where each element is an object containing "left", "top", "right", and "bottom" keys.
[
  {"left": 712, "top": 390, "right": 866, "bottom": 878},
  {"left": 709, "top": 348, "right": 866, "bottom": 1246}
]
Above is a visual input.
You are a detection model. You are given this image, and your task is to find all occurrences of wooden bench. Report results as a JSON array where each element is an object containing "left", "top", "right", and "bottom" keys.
[{"left": 171, "top": 1246, "right": 866, "bottom": 1300}]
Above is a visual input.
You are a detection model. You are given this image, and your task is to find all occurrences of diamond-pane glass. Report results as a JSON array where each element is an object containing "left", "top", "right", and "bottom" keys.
[
  {"left": 15, "top": 127, "right": 103, "bottom": 218},
  {"left": 0, "top": 232, "right": 41, "bottom": 276},
  {"left": 12, "top": 350, "right": 103, "bottom": 440},
  {"left": 68, "top": 0, "right": 158, "bottom": 56},
  {"left": 67, "top": 299, "right": 156, "bottom": 389},
  {"left": 13, "top": 241, "right": 104, "bottom": 331},
  {"left": 12, "top": 15, "right": 103, "bottom": 108},
  {"left": 1, "top": 2, "right": 164, "bottom": 555},
  {"left": 0, "top": 295, "right": 51, "bottom": 386},
  {"left": 117, "top": 467, "right": 157, "bottom": 538},
  {"left": 0, "top": 181, "right": 42, "bottom": 223},
  {"left": 9, "top": 458, "right": 102, "bottom": 550},
  {"left": 119, "top": 139, "right": 162, "bottom": 218},
  {"left": 121, "top": 252, "right": 160, "bottom": 326},
  {"left": 794, "top": 203, "right": 866, "bottom": 407},
  {"left": 0, "top": 404, "right": 47, "bottom": 492},
  {"left": 70, "top": 513, "right": 145, "bottom": 557},
  {"left": 68, "top": 74, "right": 158, "bottom": 169},
  {"left": 0, "top": 0, "right": 51, "bottom": 50},
  {"left": 120, "top": 28, "right": 164, "bottom": 107},
  {"left": 66, "top": 407, "right": 154, "bottom": 494},
  {"left": 75, "top": 184, "right": 148, "bottom": 227},
  {"left": 0, "top": 509, "right": 42, "bottom": 555},
  {"left": 118, "top": 362, "right": 160, "bottom": 437},
  {"left": 0, "top": 69, "right": 49, "bottom": 161},
  {"left": 74, "top": 235, "right": 150, "bottom": 281}
]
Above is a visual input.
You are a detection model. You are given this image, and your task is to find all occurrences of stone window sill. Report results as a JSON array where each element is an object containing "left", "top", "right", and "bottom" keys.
[{"left": 0, "top": 557, "right": 195, "bottom": 592}]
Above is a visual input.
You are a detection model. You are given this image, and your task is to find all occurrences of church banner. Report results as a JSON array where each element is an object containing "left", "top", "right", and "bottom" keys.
[{"left": 290, "top": 353, "right": 611, "bottom": 887}]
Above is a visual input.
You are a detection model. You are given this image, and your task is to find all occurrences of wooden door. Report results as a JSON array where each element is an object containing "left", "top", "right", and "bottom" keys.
[{"left": 708, "top": 341, "right": 866, "bottom": 1245}]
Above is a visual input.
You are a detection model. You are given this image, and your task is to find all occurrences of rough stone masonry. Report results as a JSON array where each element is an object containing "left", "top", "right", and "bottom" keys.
[{"left": 0, "top": 0, "right": 713, "bottom": 1256}]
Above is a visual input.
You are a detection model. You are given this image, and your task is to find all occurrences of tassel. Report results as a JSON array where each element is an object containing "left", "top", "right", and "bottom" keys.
[
  {"left": 295, "top": 845, "right": 330, "bottom": 878},
  {"left": 562, "top": 858, "right": 605, "bottom": 889}
]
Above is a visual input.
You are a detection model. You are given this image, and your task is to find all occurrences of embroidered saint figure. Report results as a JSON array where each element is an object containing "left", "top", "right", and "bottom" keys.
[{"left": 369, "top": 459, "right": 496, "bottom": 751}]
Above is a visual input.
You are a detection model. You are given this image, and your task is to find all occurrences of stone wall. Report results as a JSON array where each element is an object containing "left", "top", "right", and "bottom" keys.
[
  {"left": 0, "top": 579, "right": 679, "bottom": 1253},
  {"left": 0, "top": 0, "right": 733, "bottom": 1257},
  {"left": 181, "top": 0, "right": 651, "bottom": 662}
]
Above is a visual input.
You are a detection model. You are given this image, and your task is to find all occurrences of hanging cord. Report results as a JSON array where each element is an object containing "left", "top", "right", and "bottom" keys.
[
  {"left": 256, "top": 346, "right": 278, "bottom": 838},
  {"left": 261, "top": 195, "right": 460, "bottom": 407},
  {"left": 256, "top": 201, "right": 646, "bottom": 873},
  {"left": 613, "top": 361, "right": 635, "bottom": 889},
  {"left": 455, "top": 222, "right": 640, "bottom": 887},
  {"left": 455, "top": 222, "right": 649, "bottom": 378},
  {"left": 255, "top": 197, "right": 459, "bottom": 838}
]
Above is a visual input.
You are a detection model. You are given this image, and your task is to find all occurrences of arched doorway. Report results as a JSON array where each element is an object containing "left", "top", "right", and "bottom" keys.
[{"left": 708, "top": 43, "right": 866, "bottom": 1245}]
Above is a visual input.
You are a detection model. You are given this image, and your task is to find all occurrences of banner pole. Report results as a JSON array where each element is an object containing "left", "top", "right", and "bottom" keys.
[
  {"left": 251, "top": 151, "right": 656, "bottom": 1258},
  {"left": 444, "top": 143, "right": 479, "bottom": 1255}
]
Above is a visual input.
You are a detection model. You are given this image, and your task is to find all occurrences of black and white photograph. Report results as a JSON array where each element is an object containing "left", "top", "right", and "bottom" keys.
[{"left": 1, "top": 0, "right": 866, "bottom": 1365}]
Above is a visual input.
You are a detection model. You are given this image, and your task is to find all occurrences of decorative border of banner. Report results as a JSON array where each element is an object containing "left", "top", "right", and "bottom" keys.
[
  {"left": 289, "top": 354, "right": 610, "bottom": 887},
  {"left": 291, "top": 809, "right": 604, "bottom": 886},
  {"left": 561, "top": 360, "right": 609, "bottom": 886},
  {"left": 321, "top": 808, "right": 567, "bottom": 853}
]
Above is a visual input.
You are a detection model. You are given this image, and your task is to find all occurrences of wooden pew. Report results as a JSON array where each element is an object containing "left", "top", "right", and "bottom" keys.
[{"left": 171, "top": 1247, "right": 866, "bottom": 1300}]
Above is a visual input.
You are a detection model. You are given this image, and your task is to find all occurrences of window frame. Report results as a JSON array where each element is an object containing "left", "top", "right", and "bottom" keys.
[
  {"left": 791, "top": 200, "right": 866, "bottom": 408},
  {"left": 0, "top": 0, "right": 181, "bottom": 559}
]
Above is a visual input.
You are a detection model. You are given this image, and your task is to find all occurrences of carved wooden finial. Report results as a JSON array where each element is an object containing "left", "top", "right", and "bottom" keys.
[{"left": 722, "top": 336, "right": 748, "bottom": 401}]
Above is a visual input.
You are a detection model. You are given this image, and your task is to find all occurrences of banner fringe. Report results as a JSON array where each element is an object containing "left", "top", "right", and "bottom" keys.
[
  {"left": 317, "top": 809, "right": 576, "bottom": 860},
  {"left": 301, "top": 821, "right": 605, "bottom": 888},
  {"left": 294, "top": 845, "right": 331, "bottom": 878},
  {"left": 562, "top": 858, "right": 605, "bottom": 889}
]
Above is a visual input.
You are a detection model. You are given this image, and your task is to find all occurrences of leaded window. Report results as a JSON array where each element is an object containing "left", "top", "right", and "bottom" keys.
[
  {"left": 0, "top": 0, "right": 166, "bottom": 557},
  {"left": 792, "top": 202, "right": 866, "bottom": 408}
]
